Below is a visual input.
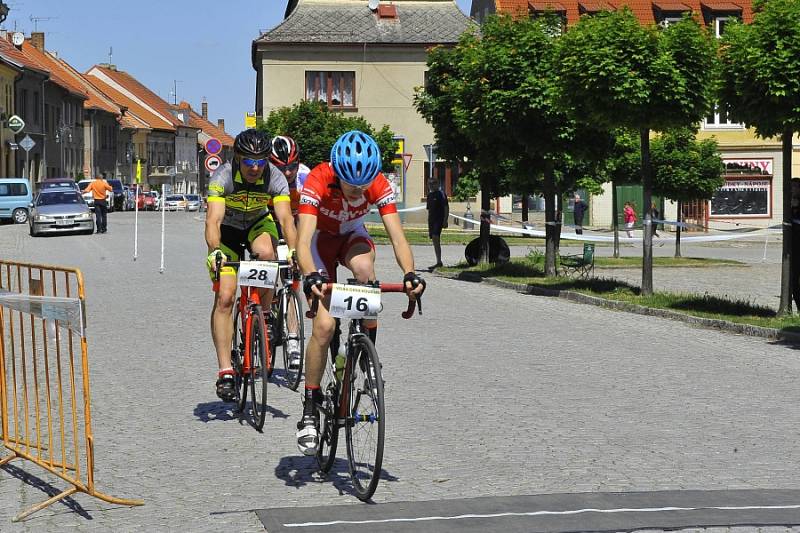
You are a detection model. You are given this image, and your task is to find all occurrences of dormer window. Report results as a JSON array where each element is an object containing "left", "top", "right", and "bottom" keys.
[
  {"left": 652, "top": 1, "right": 691, "bottom": 27},
  {"left": 578, "top": 0, "right": 614, "bottom": 16},
  {"left": 700, "top": 1, "right": 742, "bottom": 37},
  {"left": 529, "top": 1, "right": 567, "bottom": 35}
]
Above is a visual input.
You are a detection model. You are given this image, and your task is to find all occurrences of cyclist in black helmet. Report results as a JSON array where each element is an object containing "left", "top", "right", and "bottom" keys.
[{"left": 205, "top": 128, "right": 298, "bottom": 402}]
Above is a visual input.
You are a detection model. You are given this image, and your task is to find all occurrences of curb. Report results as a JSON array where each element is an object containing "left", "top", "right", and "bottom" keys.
[{"left": 437, "top": 270, "right": 800, "bottom": 345}]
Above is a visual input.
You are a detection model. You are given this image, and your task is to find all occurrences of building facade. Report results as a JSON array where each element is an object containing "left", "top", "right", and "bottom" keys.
[{"left": 253, "top": 0, "right": 473, "bottom": 217}]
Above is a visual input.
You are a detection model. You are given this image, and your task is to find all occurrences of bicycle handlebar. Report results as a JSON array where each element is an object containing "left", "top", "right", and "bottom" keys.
[
  {"left": 305, "top": 281, "right": 422, "bottom": 320},
  {"left": 213, "top": 251, "right": 292, "bottom": 283}
]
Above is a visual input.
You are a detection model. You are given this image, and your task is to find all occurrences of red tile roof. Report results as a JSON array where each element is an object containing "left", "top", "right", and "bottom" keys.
[
  {"left": 176, "top": 101, "right": 234, "bottom": 146},
  {"left": 48, "top": 55, "right": 121, "bottom": 115},
  {"left": 20, "top": 42, "right": 87, "bottom": 99},
  {"left": 0, "top": 35, "right": 48, "bottom": 75},
  {"left": 94, "top": 66, "right": 183, "bottom": 129},
  {"left": 493, "top": 0, "right": 752, "bottom": 24},
  {"left": 86, "top": 66, "right": 176, "bottom": 131}
]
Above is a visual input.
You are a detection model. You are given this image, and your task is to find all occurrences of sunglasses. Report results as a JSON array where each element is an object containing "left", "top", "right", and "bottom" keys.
[
  {"left": 277, "top": 162, "right": 300, "bottom": 172},
  {"left": 242, "top": 158, "right": 267, "bottom": 168}
]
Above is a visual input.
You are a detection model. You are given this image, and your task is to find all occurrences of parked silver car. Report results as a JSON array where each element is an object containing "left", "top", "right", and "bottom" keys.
[
  {"left": 29, "top": 189, "right": 94, "bottom": 237},
  {"left": 163, "top": 194, "right": 187, "bottom": 211},
  {"left": 184, "top": 194, "right": 201, "bottom": 212}
]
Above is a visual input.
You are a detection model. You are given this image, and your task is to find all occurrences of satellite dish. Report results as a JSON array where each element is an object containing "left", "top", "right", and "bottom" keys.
[
  {"left": 368, "top": 0, "right": 379, "bottom": 11},
  {"left": 11, "top": 32, "right": 24, "bottom": 47}
]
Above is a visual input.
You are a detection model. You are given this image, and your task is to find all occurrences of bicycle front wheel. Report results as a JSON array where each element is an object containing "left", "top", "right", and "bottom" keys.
[
  {"left": 316, "top": 338, "right": 340, "bottom": 473},
  {"left": 231, "top": 298, "right": 247, "bottom": 411},
  {"left": 281, "top": 289, "right": 305, "bottom": 391},
  {"left": 345, "top": 336, "right": 385, "bottom": 501},
  {"left": 249, "top": 305, "right": 270, "bottom": 431}
]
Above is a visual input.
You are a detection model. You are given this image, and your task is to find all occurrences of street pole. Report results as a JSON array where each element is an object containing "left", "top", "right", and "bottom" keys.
[{"left": 159, "top": 185, "right": 166, "bottom": 273}]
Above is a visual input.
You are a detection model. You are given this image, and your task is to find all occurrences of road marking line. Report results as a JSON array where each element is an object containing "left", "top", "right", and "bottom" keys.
[{"left": 282, "top": 504, "right": 800, "bottom": 528}]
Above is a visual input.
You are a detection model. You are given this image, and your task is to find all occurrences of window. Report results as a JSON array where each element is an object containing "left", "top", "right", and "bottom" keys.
[
  {"left": 19, "top": 89, "right": 27, "bottom": 120},
  {"left": 714, "top": 16, "right": 730, "bottom": 37},
  {"left": 44, "top": 103, "right": 50, "bottom": 133},
  {"left": 425, "top": 161, "right": 462, "bottom": 197},
  {"left": 0, "top": 182, "right": 28, "bottom": 196},
  {"left": 305, "top": 71, "right": 355, "bottom": 108},
  {"left": 33, "top": 92, "right": 40, "bottom": 124},
  {"left": 704, "top": 103, "right": 743, "bottom": 129}
]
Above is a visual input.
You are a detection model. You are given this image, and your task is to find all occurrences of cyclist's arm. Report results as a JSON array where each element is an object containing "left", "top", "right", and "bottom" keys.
[
  {"left": 381, "top": 211, "right": 415, "bottom": 275},
  {"left": 273, "top": 198, "right": 297, "bottom": 251},
  {"left": 296, "top": 213, "right": 317, "bottom": 275},
  {"left": 205, "top": 199, "right": 225, "bottom": 252}
]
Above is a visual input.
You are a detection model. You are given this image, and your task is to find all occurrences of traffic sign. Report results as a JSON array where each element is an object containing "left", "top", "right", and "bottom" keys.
[
  {"left": 8, "top": 115, "right": 24, "bottom": 134},
  {"left": 204, "top": 138, "right": 222, "bottom": 155},
  {"left": 19, "top": 135, "right": 35, "bottom": 152},
  {"left": 245, "top": 112, "right": 257, "bottom": 129},
  {"left": 205, "top": 155, "right": 222, "bottom": 172}
]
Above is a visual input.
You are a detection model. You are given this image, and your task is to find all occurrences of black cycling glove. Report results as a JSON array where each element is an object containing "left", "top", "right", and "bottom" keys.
[
  {"left": 303, "top": 272, "right": 325, "bottom": 298},
  {"left": 403, "top": 271, "right": 426, "bottom": 292}
]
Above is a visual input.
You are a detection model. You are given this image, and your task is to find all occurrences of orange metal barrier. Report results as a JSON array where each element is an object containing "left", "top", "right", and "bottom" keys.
[{"left": 0, "top": 259, "right": 143, "bottom": 522}]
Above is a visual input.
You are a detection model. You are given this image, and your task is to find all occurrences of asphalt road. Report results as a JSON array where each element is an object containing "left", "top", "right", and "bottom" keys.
[{"left": 0, "top": 212, "right": 798, "bottom": 532}]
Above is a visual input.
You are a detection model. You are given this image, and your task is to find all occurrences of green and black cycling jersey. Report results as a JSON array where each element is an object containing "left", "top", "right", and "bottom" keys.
[{"left": 206, "top": 162, "right": 290, "bottom": 230}]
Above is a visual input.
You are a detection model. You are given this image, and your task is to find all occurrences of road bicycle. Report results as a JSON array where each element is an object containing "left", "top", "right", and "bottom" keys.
[
  {"left": 215, "top": 253, "right": 287, "bottom": 431},
  {"left": 269, "top": 243, "right": 305, "bottom": 391},
  {"left": 307, "top": 279, "right": 421, "bottom": 501}
]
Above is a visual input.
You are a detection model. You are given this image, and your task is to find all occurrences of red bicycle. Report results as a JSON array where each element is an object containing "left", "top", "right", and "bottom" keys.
[
  {"left": 216, "top": 253, "right": 287, "bottom": 431},
  {"left": 307, "top": 279, "right": 421, "bottom": 500}
]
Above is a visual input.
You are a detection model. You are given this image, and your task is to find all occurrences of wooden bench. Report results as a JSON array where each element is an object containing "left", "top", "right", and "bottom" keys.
[{"left": 559, "top": 242, "right": 595, "bottom": 278}]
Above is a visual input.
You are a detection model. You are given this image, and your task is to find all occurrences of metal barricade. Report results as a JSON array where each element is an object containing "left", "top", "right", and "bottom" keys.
[{"left": 0, "top": 259, "right": 143, "bottom": 521}]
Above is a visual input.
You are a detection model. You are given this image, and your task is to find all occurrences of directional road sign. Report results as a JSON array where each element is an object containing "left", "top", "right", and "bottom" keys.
[
  {"left": 8, "top": 115, "right": 24, "bottom": 134},
  {"left": 19, "top": 135, "right": 35, "bottom": 152}
]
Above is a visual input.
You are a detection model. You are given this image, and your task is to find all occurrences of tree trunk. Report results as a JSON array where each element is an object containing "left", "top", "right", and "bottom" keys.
[
  {"left": 543, "top": 164, "right": 557, "bottom": 277},
  {"left": 479, "top": 174, "right": 492, "bottom": 265},
  {"left": 640, "top": 128, "right": 654, "bottom": 296},
  {"left": 522, "top": 191, "right": 529, "bottom": 222},
  {"left": 612, "top": 179, "right": 620, "bottom": 258},
  {"left": 675, "top": 199, "right": 682, "bottom": 258},
  {"left": 778, "top": 130, "right": 793, "bottom": 315}
]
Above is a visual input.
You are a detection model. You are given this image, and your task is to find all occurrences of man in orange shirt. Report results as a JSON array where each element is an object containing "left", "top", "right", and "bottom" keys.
[{"left": 83, "top": 175, "right": 112, "bottom": 234}]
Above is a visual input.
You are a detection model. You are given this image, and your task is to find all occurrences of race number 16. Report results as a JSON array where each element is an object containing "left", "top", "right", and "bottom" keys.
[{"left": 329, "top": 284, "right": 381, "bottom": 319}]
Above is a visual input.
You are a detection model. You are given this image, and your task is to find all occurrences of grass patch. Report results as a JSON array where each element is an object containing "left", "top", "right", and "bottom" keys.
[
  {"left": 441, "top": 257, "right": 800, "bottom": 333},
  {"left": 594, "top": 256, "right": 743, "bottom": 268},
  {"left": 369, "top": 225, "right": 544, "bottom": 246}
]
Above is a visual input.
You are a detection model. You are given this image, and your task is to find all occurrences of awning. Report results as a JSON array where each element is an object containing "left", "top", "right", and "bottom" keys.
[
  {"left": 578, "top": 0, "right": 615, "bottom": 13},
  {"left": 701, "top": 1, "right": 742, "bottom": 11},
  {"left": 529, "top": 0, "right": 567, "bottom": 12},
  {"left": 652, "top": 0, "right": 691, "bottom": 11}
]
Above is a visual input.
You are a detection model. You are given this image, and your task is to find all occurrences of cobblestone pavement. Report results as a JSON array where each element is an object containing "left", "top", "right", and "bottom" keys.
[{"left": 0, "top": 213, "right": 798, "bottom": 532}]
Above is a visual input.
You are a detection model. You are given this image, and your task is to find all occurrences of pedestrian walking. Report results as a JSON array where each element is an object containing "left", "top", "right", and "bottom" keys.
[
  {"left": 426, "top": 177, "right": 449, "bottom": 269},
  {"left": 573, "top": 194, "right": 588, "bottom": 235},
  {"left": 650, "top": 201, "right": 660, "bottom": 238},
  {"left": 623, "top": 201, "right": 637, "bottom": 238},
  {"left": 83, "top": 175, "right": 112, "bottom": 234}
]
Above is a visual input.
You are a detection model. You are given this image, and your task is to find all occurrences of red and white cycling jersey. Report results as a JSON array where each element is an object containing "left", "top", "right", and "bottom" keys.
[{"left": 298, "top": 162, "right": 397, "bottom": 234}]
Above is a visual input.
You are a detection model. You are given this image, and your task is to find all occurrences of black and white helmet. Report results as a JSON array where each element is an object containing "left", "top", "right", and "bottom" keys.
[{"left": 233, "top": 129, "right": 271, "bottom": 159}]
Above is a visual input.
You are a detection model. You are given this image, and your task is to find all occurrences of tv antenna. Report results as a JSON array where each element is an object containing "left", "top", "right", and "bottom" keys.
[{"left": 29, "top": 14, "right": 55, "bottom": 32}]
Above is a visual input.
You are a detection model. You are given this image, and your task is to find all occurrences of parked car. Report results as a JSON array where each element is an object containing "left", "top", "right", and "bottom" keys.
[
  {"left": 144, "top": 191, "right": 158, "bottom": 210},
  {"left": 0, "top": 177, "right": 33, "bottom": 224},
  {"left": 29, "top": 189, "right": 94, "bottom": 237},
  {"left": 164, "top": 194, "right": 187, "bottom": 211},
  {"left": 40, "top": 178, "right": 79, "bottom": 192},
  {"left": 185, "top": 194, "right": 201, "bottom": 212},
  {"left": 77, "top": 179, "right": 113, "bottom": 210},
  {"left": 107, "top": 178, "right": 125, "bottom": 211}
]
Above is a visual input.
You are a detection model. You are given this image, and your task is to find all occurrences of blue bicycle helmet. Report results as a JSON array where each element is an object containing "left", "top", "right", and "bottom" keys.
[{"left": 330, "top": 130, "right": 382, "bottom": 186}]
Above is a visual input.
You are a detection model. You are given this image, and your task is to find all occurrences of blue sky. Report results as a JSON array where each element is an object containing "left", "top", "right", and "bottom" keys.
[{"left": 12, "top": 0, "right": 471, "bottom": 136}]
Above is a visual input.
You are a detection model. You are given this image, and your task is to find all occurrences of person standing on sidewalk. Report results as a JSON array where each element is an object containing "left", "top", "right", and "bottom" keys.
[
  {"left": 83, "top": 175, "right": 112, "bottom": 234},
  {"left": 573, "top": 194, "right": 588, "bottom": 235},
  {"left": 426, "top": 176, "right": 449, "bottom": 269},
  {"left": 623, "top": 201, "right": 637, "bottom": 238}
]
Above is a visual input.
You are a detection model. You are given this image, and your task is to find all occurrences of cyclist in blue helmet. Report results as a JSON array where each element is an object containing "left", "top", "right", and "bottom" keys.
[{"left": 292, "top": 130, "right": 426, "bottom": 456}]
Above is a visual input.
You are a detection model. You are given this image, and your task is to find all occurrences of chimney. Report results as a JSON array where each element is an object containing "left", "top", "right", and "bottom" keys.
[
  {"left": 30, "top": 32, "right": 45, "bottom": 50},
  {"left": 217, "top": 118, "right": 225, "bottom": 131},
  {"left": 202, "top": 100, "right": 208, "bottom": 119}
]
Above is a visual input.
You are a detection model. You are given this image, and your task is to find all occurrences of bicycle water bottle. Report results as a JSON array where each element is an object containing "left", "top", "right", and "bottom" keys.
[{"left": 335, "top": 344, "right": 346, "bottom": 382}]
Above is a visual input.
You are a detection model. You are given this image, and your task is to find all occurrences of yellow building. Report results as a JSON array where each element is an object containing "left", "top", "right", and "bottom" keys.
[
  {"left": 252, "top": 0, "right": 473, "bottom": 218},
  {"left": 0, "top": 58, "right": 20, "bottom": 178}
]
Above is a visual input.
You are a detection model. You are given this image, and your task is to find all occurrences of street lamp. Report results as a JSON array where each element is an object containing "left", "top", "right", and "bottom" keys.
[{"left": 54, "top": 123, "right": 72, "bottom": 177}]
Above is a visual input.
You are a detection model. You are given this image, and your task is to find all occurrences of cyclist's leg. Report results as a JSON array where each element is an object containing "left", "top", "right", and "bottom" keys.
[
  {"left": 249, "top": 216, "right": 279, "bottom": 310},
  {"left": 342, "top": 229, "right": 378, "bottom": 343},
  {"left": 209, "top": 235, "right": 243, "bottom": 401}
]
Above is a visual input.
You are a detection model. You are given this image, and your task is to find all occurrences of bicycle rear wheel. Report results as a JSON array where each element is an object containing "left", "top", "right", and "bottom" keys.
[
  {"left": 281, "top": 289, "right": 305, "bottom": 391},
  {"left": 249, "top": 305, "right": 269, "bottom": 431},
  {"left": 231, "top": 298, "right": 247, "bottom": 410},
  {"left": 345, "top": 336, "right": 384, "bottom": 501}
]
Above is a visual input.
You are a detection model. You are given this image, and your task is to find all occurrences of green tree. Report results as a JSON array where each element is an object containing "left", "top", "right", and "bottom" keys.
[
  {"left": 260, "top": 100, "right": 397, "bottom": 171},
  {"left": 718, "top": 0, "right": 800, "bottom": 314},
  {"left": 651, "top": 128, "right": 724, "bottom": 258},
  {"left": 557, "top": 10, "right": 717, "bottom": 295}
]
